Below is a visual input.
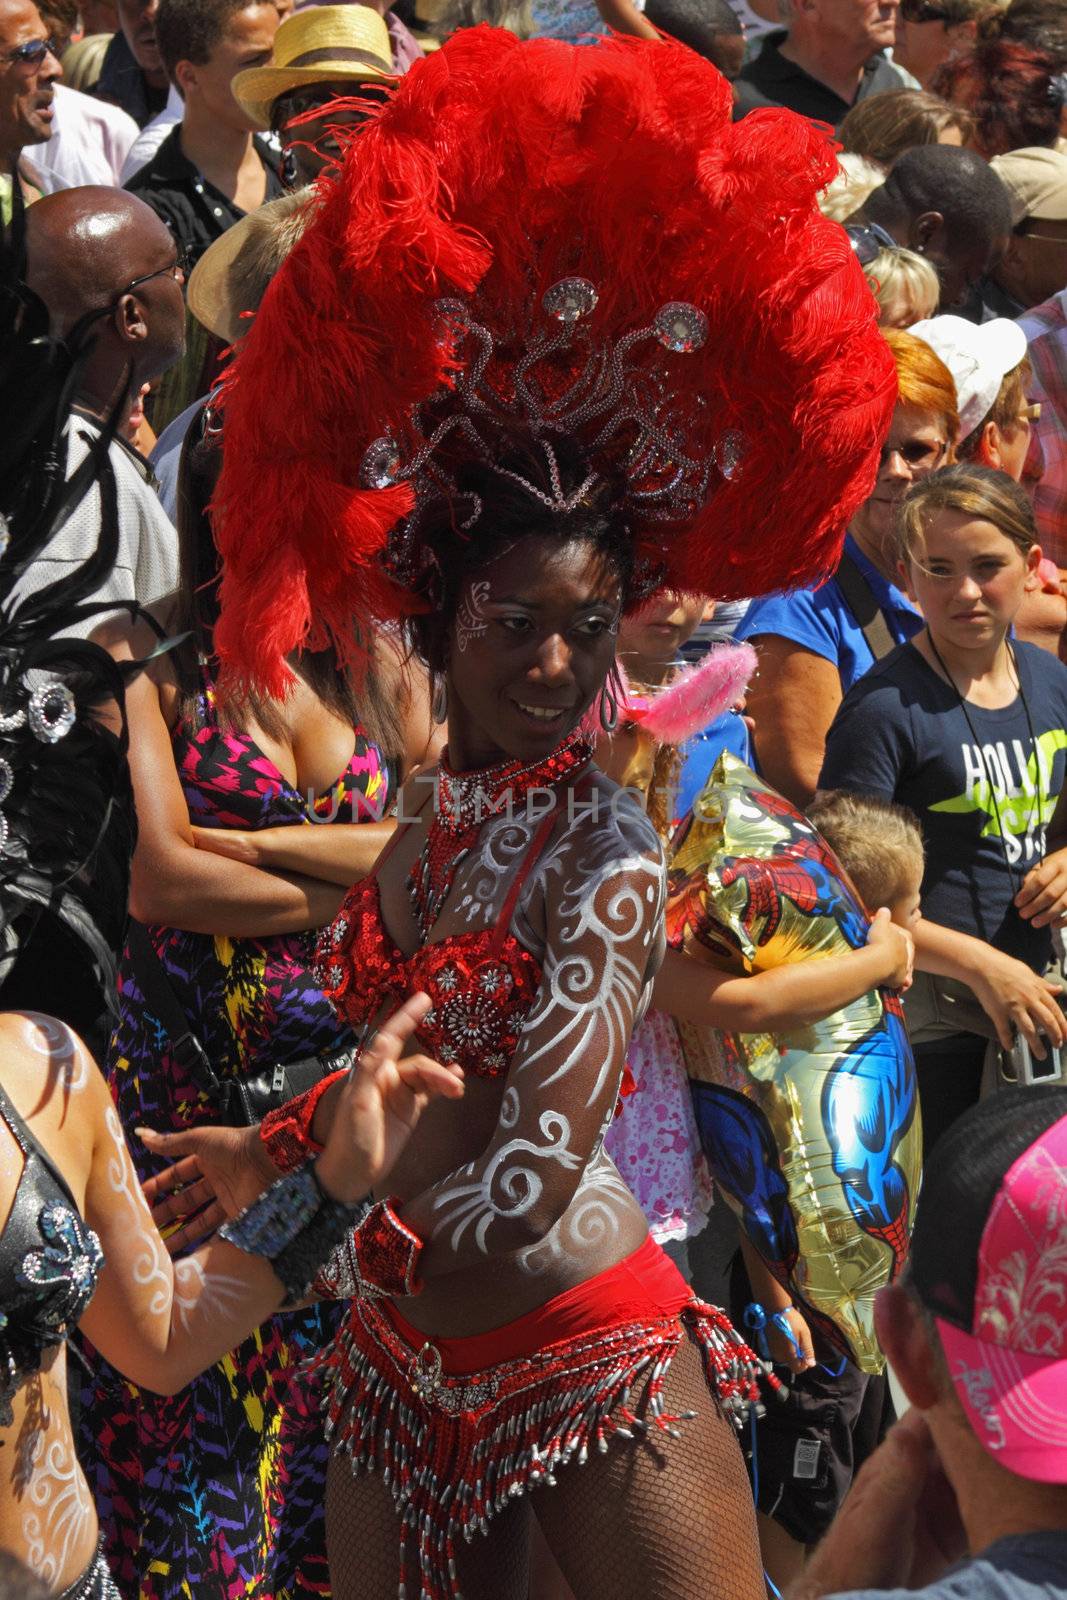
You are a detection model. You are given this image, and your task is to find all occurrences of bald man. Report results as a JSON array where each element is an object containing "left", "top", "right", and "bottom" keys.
[{"left": 16, "top": 186, "right": 184, "bottom": 633}]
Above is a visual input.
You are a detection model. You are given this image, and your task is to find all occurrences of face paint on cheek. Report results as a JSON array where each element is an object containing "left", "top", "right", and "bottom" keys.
[{"left": 456, "top": 579, "right": 491, "bottom": 654}]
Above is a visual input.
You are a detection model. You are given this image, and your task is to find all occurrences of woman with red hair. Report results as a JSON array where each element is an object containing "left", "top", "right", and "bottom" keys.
[
  {"left": 142, "top": 27, "right": 897, "bottom": 1600},
  {"left": 740, "top": 329, "right": 959, "bottom": 806},
  {"left": 932, "top": 37, "right": 1067, "bottom": 155}
]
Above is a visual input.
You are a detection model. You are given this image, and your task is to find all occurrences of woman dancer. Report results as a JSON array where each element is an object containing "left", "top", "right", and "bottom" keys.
[
  {"left": 146, "top": 27, "right": 898, "bottom": 1600},
  {"left": 0, "top": 212, "right": 462, "bottom": 1600}
]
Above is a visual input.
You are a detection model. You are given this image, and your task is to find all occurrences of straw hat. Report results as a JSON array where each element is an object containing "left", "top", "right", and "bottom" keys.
[
  {"left": 232, "top": 5, "right": 394, "bottom": 132},
  {"left": 187, "top": 190, "right": 317, "bottom": 345}
]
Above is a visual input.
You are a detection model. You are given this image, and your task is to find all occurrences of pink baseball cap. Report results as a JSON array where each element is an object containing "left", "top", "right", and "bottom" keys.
[{"left": 909, "top": 1087, "right": 1067, "bottom": 1482}]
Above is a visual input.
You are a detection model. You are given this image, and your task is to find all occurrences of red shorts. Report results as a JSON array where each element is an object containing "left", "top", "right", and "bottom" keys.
[{"left": 322, "top": 1237, "right": 770, "bottom": 1600}]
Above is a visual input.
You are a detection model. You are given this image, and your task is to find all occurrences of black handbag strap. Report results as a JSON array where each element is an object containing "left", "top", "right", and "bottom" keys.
[
  {"left": 126, "top": 920, "right": 223, "bottom": 1096},
  {"left": 835, "top": 551, "right": 896, "bottom": 663}
]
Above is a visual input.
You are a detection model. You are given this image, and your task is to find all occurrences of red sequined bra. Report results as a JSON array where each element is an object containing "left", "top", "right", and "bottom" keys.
[{"left": 316, "top": 810, "right": 558, "bottom": 1078}]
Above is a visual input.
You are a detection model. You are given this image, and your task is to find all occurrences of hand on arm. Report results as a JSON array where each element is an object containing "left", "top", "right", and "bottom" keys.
[
  {"left": 1014, "top": 780, "right": 1067, "bottom": 929},
  {"left": 82, "top": 1000, "right": 463, "bottom": 1389},
  {"left": 653, "top": 909, "right": 913, "bottom": 1032},
  {"left": 119, "top": 666, "right": 345, "bottom": 935},
  {"left": 1015, "top": 846, "right": 1067, "bottom": 930}
]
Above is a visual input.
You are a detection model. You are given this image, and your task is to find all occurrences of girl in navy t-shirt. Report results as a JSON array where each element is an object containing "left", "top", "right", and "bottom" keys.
[{"left": 822, "top": 464, "right": 1067, "bottom": 1154}]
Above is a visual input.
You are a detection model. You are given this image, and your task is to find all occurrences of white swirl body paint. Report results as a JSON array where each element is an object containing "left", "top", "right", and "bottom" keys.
[
  {"left": 21, "top": 1434, "right": 92, "bottom": 1585},
  {"left": 103, "top": 1107, "right": 170, "bottom": 1316},
  {"left": 21, "top": 1012, "right": 90, "bottom": 1092},
  {"left": 173, "top": 1258, "right": 247, "bottom": 1334},
  {"left": 410, "top": 778, "right": 666, "bottom": 1276}
]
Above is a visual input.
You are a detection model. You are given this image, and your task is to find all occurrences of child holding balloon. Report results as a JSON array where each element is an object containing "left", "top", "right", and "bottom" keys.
[{"left": 722, "top": 791, "right": 926, "bottom": 1592}]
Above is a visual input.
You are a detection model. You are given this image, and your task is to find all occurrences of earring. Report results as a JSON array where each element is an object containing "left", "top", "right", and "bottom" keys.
[
  {"left": 431, "top": 674, "right": 448, "bottom": 726},
  {"left": 598, "top": 672, "right": 620, "bottom": 733},
  {"left": 280, "top": 148, "right": 299, "bottom": 188}
]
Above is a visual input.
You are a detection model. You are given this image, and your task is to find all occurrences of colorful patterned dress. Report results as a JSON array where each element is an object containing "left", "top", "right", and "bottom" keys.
[{"left": 78, "top": 670, "right": 395, "bottom": 1600}]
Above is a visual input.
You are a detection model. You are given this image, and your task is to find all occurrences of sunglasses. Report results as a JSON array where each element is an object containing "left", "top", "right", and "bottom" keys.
[
  {"left": 77, "top": 248, "right": 188, "bottom": 334},
  {"left": 878, "top": 438, "right": 946, "bottom": 469},
  {"left": 845, "top": 221, "right": 898, "bottom": 268},
  {"left": 124, "top": 249, "right": 189, "bottom": 293},
  {"left": 4, "top": 36, "right": 59, "bottom": 66}
]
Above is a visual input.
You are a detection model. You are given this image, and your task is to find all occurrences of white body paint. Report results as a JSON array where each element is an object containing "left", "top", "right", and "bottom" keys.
[{"left": 402, "top": 773, "right": 665, "bottom": 1282}]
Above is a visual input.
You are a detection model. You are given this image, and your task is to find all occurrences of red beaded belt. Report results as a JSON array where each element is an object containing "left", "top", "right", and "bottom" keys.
[{"left": 321, "top": 1238, "right": 774, "bottom": 1600}]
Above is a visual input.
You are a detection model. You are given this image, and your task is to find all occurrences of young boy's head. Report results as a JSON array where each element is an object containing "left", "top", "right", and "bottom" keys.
[
  {"left": 807, "top": 790, "right": 925, "bottom": 929},
  {"left": 617, "top": 591, "right": 711, "bottom": 676}
]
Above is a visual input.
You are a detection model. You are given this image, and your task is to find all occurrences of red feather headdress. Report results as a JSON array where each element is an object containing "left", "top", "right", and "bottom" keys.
[{"left": 212, "top": 26, "right": 895, "bottom": 697}]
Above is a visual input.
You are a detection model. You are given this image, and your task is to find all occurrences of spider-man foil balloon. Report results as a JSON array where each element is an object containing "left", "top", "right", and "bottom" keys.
[{"left": 669, "top": 753, "right": 921, "bottom": 1373}]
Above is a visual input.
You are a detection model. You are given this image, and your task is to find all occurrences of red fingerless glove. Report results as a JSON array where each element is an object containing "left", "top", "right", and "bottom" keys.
[
  {"left": 259, "top": 1070, "right": 348, "bottom": 1173},
  {"left": 353, "top": 1198, "right": 423, "bottom": 1297}
]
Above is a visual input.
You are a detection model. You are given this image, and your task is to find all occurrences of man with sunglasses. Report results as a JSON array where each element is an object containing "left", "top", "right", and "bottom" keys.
[
  {"left": 230, "top": 3, "right": 393, "bottom": 188},
  {"left": 893, "top": 0, "right": 989, "bottom": 89},
  {"left": 16, "top": 185, "right": 184, "bottom": 635},
  {"left": 0, "top": 0, "right": 60, "bottom": 219},
  {"left": 733, "top": 0, "right": 907, "bottom": 128}
]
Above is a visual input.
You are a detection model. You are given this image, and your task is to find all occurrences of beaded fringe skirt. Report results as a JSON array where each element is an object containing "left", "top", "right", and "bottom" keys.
[{"left": 323, "top": 1288, "right": 771, "bottom": 1600}]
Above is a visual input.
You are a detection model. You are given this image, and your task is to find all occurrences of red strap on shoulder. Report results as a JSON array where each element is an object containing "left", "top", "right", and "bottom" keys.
[
  {"left": 495, "top": 808, "right": 559, "bottom": 942},
  {"left": 362, "top": 774, "right": 435, "bottom": 884}
]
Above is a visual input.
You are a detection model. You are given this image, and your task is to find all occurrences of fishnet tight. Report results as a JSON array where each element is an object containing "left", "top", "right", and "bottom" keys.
[{"left": 325, "top": 1334, "right": 764, "bottom": 1600}]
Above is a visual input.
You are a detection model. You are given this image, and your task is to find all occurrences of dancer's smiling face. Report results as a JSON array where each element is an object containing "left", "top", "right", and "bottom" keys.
[{"left": 444, "top": 534, "right": 623, "bottom": 770}]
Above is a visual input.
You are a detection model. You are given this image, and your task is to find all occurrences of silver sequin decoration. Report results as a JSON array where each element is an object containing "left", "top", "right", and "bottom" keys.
[
  {"left": 654, "top": 302, "right": 708, "bottom": 353},
  {"left": 712, "top": 430, "right": 746, "bottom": 480},
  {"left": 0, "top": 512, "right": 9, "bottom": 559},
  {"left": 27, "top": 682, "right": 76, "bottom": 744},
  {"left": 0, "top": 708, "right": 25, "bottom": 733},
  {"left": 360, "top": 436, "right": 404, "bottom": 489},
  {"left": 0, "top": 759, "right": 13, "bottom": 805},
  {"left": 542, "top": 277, "right": 599, "bottom": 324}
]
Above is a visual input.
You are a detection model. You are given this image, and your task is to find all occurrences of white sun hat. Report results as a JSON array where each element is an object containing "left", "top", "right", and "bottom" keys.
[{"left": 909, "top": 314, "right": 1028, "bottom": 441}]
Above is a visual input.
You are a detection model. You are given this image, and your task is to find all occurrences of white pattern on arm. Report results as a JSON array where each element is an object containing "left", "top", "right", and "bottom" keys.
[
  {"left": 20, "top": 1013, "right": 90, "bottom": 1094},
  {"left": 102, "top": 1106, "right": 171, "bottom": 1316},
  {"left": 402, "top": 788, "right": 665, "bottom": 1276},
  {"left": 81, "top": 1090, "right": 284, "bottom": 1394}
]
